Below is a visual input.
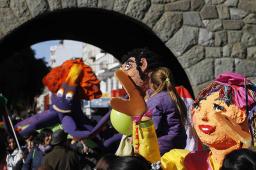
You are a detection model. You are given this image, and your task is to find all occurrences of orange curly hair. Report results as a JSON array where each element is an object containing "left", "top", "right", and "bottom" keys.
[{"left": 43, "top": 58, "right": 102, "bottom": 100}]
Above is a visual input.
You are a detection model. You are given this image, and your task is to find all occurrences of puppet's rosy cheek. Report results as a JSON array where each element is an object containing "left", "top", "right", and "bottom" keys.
[{"left": 192, "top": 111, "right": 198, "bottom": 124}]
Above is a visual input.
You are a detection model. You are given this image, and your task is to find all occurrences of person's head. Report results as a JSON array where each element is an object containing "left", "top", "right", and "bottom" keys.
[
  {"left": 108, "top": 155, "right": 156, "bottom": 170},
  {"left": 121, "top": 48, "right": 165, "bottom": 89},
  {"left": 7, "top": 136, "right": 16, "bottom": 151},
  {"left": 95, "top": 154, "right": 117, "bottom": 170},
  {"left": 192, "top": 72, "right": 256, "bottom": 150},
  {"left": 149, "top": 67, "right": 187, "bottom": 122},
  {"left": 25, "top": 130, "right": 38, "bottom": 150},
  {"left": 33, "top": 134, "right": 43, "bottom": 147},
  {"left": 50, "top": 129, "right": 67, "bottom": 146},
  {"left": 39, "top": 128, "right": 53, "bottom": 146},
  {"left": 221, "top": 148, "right": 256, "bottom": 170}
]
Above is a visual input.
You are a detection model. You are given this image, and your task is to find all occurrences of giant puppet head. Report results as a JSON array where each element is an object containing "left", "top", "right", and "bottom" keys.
[
  {"left": 15, "top": 59, "right": 102, "bottom": 139},
  {"left": 192, "top": 72, "right": 256, "bottom": 151},
  {"left": 43, "top": 59, "right": 102, "bottom": 113}
]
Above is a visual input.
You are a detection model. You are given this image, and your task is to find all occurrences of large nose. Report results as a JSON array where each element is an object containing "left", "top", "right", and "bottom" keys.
[
  {"left": 198, "top": 107, "right": 209, "bottom": 121},
  {"left": 201, "top": 111, "right": 209, "bottom": 121},
  {"left": 120, "top": 65, "right": 124, "bottom": 71},
  {"left": 120, "top": 67, "right": 128, "bottom": 75}
]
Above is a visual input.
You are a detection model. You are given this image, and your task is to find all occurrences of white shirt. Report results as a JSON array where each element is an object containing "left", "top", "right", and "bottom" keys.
[{"left": 6, "top": 149, "right": 22, "bottom": 170}]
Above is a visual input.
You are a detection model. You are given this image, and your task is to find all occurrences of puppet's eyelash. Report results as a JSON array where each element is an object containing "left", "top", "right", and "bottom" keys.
[
  {"left": 213, "top": 103, "right": 225, "bottom": 111},
  {"left": 193, "top": 103, "right": 199, "bottom": 109}
]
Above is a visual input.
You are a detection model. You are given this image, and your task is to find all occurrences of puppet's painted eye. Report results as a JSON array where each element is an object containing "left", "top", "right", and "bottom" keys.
[
  {"left": 66, "top": 92, "right": 73, "bottom": 101},
  {"left": 56, "top": 89, "right": 64, "bottom": 97},
  {"left": 122, "top": 60, "right": 135, "bottom": 71},
  {"left": 124, "top": 63, "right": 132, "bottom": 71},
  {"left": 213, "top": 103, "right": 225, "bottom": 112}
]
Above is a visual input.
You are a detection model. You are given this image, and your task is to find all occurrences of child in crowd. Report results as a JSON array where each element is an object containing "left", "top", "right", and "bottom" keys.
[
  {"left": 22, "top": 128, "right": 52, "bottom": 170},
  {"left": 38, "top": 128, "right": 52, "bottom": 153},
  {"left": 145, "top": 67, "right": 188, "bottom": 155},
  {"left": 6, "top": 136, "right": 23, "bottom": 170},
  {"left": 24, "top": 130, "right": 38, "bottom": 153}
]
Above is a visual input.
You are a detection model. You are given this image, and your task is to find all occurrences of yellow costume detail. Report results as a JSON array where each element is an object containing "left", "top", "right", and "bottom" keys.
[
  {"left": 133, "top": 120, "right": 161, "bottom": 163},
  {"left": 160, "top": 149, "right": 221, "bottom": 170},
  {"left": 161, "top": 149, "right": 189, "bottom": 170}
]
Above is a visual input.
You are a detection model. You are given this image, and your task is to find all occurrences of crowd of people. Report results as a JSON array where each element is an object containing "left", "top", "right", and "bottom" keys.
[
  {"left": 0, "top": 128, "right": 100, "bottom": 170},
  {"left": 0, "top": 48, "right": 256, "bottom": 170}
]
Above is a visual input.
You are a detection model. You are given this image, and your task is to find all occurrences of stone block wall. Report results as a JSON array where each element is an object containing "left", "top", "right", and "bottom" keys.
[{"left": 0, "top": 0, "right": 256, "bottom": 94}]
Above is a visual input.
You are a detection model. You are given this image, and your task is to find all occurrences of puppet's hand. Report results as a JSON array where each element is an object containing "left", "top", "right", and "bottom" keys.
[
  {"left": 110, "top": 69, "right": 147, "bottom": 117},
  {"left": 215, "top": 112, "right": 251, "bottom": 148},
  {"left": 111, "top": 70, "right": 161, "bottom": 163}
]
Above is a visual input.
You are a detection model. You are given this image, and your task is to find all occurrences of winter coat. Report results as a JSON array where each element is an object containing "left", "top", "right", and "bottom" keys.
[
  {"left": 146, "top": 90, "right": 187, "bottom": 155},
  {"left": 42, "top": 145, "right": 80, "bottom": 170},
  {"left": 22, "top": 147, "right": 44, "bottom": 170}
]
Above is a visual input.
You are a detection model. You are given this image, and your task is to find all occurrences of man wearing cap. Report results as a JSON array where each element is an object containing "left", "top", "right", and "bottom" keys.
[{"left": 42, "top": 129, "right": 80, "bottom": 170}]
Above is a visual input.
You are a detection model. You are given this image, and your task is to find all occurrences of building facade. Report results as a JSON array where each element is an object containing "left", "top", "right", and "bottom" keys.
[{"left": 82, "top": 43, "right": 122, "bottom": 97}]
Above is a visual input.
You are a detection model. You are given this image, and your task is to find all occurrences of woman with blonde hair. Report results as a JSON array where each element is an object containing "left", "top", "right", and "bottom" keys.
[{"left": 145, "top": 67, "right": 188, "bottom": 155}]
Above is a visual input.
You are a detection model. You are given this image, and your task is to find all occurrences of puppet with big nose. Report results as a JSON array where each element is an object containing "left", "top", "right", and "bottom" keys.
[{"left": 110, "top": 69, "right": 161, "bottom": 164}]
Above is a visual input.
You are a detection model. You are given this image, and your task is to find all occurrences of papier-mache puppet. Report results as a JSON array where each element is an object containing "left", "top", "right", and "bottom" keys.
[
  {"left": 110, "top": 69, "right": 161, "bottom": 164},
  {"left": 16, "top": 59, "right": 102, "bottom": 138},
  {"left": 111, "top": 70, "right": 256, "bottom": 170}
]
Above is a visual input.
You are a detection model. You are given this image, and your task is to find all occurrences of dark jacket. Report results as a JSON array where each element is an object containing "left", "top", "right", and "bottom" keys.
[
  {"left": 42, "top": 145, "right": 80, "bottom": 170},
  {"left": 22, "top": 147, "right": 44, "bottom": 170},
  {"left": 146, "top": 90, "right": 187, "bottom": 155}
]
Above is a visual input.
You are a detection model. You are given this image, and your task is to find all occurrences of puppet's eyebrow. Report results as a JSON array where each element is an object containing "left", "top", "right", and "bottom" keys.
[
  {"left": 124, "top": 58, "right": 134, "bottom": 63},
  {"left": 214, "top": 98, "right": 231, "bottom": 106}
]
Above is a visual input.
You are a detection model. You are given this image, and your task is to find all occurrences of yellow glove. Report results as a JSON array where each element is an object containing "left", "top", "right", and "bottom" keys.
[{"left": 133, "top": 120, "right": 161, "bottom": 163}]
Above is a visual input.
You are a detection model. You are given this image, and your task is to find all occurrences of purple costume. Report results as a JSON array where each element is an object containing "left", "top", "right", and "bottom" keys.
[
  {"left": 146, "top": 89, "right": 187, "bottom": 155},
  {"left": 15, "top": 82, "right": 121, "bottom": 150},
  {"left": 16, "top": 83, "right": 94, "bottom": 138},
  {"left": 15, "top": 87, "right": 122, "bottom": 155},
  {"left": 14, "top": 59, "right": 122, "bottom": 153}
]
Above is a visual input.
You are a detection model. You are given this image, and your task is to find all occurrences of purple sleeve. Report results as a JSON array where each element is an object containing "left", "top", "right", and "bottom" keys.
[
  {"left": 151, "top": 94, "right": 187, "bottom": 155},
  {"left": 89, "top": 111, "right": 110, "bottom": 135},
  {"left": 16, "top": 110, "right": 59, "bottom": 137}
]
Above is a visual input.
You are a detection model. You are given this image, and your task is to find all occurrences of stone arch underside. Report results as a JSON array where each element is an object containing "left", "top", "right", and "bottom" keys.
[
  {"left": 0, "top": 7, "right": 193, "bottom": 96},
  {"left": 1, "top": 0, "right": 256, "bottom": 95}
]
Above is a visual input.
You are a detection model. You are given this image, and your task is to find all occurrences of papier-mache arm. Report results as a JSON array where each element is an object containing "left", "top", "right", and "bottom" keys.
[{"left": 110, "top": 69, "right": 161, "bottom": 163}]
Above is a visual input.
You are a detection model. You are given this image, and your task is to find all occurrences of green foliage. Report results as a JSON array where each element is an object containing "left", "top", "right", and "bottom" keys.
[{"left": 0, "top": 47, "right": 49, "bottom": 112}]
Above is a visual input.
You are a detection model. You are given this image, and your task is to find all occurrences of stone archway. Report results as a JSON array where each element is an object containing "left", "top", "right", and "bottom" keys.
[{"left": 0, "top": 0, "right": 256, "bottom": 95}]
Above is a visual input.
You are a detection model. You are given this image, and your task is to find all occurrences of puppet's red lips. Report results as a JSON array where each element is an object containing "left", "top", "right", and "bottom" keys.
[{"left": 199, "top": 125, "right": 216, "bottom": 134}]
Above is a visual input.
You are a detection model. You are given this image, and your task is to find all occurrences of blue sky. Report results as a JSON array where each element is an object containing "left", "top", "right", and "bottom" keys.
[
  {"left": 31, "top": 40, "right": 60, "bottom": 61},
  {"left": 31, "top": 40, "right": 86, "bottom": 65}
]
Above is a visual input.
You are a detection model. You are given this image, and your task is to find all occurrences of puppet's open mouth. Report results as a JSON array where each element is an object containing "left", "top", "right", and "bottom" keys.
[{"left": 53, "top": 105, "right": 71, "bottom": 113}]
